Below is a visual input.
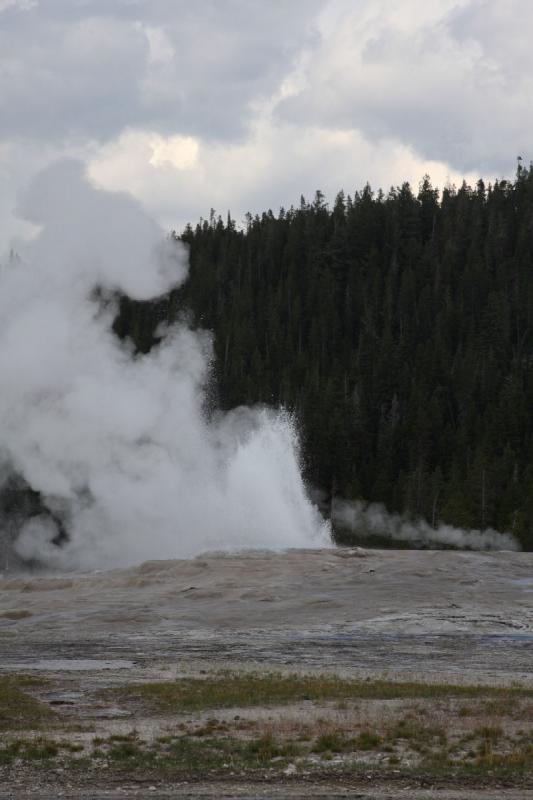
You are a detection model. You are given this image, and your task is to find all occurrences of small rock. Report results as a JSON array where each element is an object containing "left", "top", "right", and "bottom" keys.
[{"left": 284, "top": 763, "right": 297, "bottom": 775}]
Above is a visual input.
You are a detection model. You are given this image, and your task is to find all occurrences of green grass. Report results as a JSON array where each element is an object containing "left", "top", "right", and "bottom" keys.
[
  {"left": 0, "top": 676, "right": 55, "bottom": 731},
  {"left": 0, "top": 737, "right": 60, "bottom": 764},
  {"left": 312, "top": 732, "right": 351, "bottom": 753},
  {"left": 356, "top": 730, "right": 382, "bottom": 750},
  {"left": 89, "top": 732, "right": 300, "bottom": 774},
  {"left": 106, "top": 672, "right": 533, "bottom": 714},
  {"left": 1, "top": 729, "right": 532, "bottom": 781},
  {"left": 388, "top": 718, "right": 447, "bottom": 746},
  {"left": 0, "top": 736, "right": 86, "bottom": 766}
]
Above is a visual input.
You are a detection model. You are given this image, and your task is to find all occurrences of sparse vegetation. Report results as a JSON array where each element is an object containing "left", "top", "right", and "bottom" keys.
[
  {"left": 0, "top": 737, "right": 62, "bottom": 764},
  {"left": 355, "top": 730, "right": 382, "bottom": 750},
  {"left": 0, "top": 676, "right": 54, "bottom": 731},
  {"left": 1, "top": 726, "right": 532, "bottom": 780},
  {"left": 106, "top": 672, "right": 533, "bottom": 713},
  {"left": 1, "top": 671, "right": 532, "bottom": 785}
]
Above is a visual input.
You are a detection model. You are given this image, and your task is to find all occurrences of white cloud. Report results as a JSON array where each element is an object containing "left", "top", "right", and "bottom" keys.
[
  {"left": 88, "top": 115, "right": 480, "bottom": 235},
  {"left": 148, "top": 134, "right": 199, "bottom": 170},
  {"left": 1, "top": 0, "right": 531, "bottom": 248},
  {"left": 144, "top": 25, "right": 175, "bottom": 65},
  {"left": 277, "top": 0, "right": 533, "bottom": 173},
  {"left": 89, "top": 129, "right": 199, "bottom": 176}
]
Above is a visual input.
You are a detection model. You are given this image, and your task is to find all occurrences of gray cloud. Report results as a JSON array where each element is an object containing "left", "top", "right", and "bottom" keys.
[
  {"left": 0, "top": 14, "right": 147, "bottom": 141},
  {"left": 0, "top": 0, "right": 322, "bottom": 143},
  {"left": 1, "top": 0, "right": 532, "bottom": 249},
  {"left": 277, "top": 0, "right": 533, "bottom": 174}
]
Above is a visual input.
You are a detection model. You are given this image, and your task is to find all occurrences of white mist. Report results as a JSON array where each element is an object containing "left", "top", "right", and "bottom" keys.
[
  {"left": 332, "top": 498, "right": 520, "bottom": 551},
  {"left": 0, "top": 160, "right": 329, "bottom": 569}
]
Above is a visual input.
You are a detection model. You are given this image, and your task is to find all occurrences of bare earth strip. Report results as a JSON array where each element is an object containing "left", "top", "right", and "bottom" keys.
[
  {"left": 0, "top": 784, "right": 530, "bottom": 800},
  {"left": 0, "top": 547, "right": 532, "bottom": 797}
]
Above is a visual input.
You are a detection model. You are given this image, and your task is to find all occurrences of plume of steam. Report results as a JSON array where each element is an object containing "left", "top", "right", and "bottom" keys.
[
  {"left": 0, "top": 160, "right": 329, "bottom": 570},
  {"left": 331, "top": 498, "right": 520, "bottom": 551}
]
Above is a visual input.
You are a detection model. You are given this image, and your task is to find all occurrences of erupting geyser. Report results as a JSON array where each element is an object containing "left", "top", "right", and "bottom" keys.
[{"left": 0, "top": 160, "right": 329, "bottom": 570}]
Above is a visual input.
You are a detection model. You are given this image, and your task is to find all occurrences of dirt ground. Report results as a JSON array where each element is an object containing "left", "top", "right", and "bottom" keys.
[
  {"left": 0, "top": 782, "right": 531, "bottom": 800},
  {"left": 1, "top": 547, "right": 533, "bottom": 797}
]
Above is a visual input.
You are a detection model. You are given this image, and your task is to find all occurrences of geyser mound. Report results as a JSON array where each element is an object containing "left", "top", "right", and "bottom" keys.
[{"left": 0, "top": 160, "right": 329, "bottom": 570}]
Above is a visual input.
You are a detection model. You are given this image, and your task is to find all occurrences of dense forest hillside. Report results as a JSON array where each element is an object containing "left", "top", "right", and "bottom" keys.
[{"left": 117, "top": 165, "right": 533, "bottom": 550}]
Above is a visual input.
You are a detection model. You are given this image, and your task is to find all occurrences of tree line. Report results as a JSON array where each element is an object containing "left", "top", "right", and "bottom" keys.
[{"left": 116, "top": 164, "right": 533, "bottom": 550}]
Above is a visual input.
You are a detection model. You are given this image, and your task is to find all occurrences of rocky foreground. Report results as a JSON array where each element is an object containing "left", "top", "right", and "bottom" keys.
[{"left": 0, "top": 547, "right": 532, "bottom": 798}]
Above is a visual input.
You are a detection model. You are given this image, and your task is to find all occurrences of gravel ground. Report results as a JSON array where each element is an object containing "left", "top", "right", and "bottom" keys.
[
  {"left": 0, "top": 780, "right": 532, "bottom": 799},
  {"left": 1, "top": 547, "right": 532, "bottom": 797}
]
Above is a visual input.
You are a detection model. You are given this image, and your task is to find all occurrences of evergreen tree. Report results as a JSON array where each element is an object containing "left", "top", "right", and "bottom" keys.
[{"left": 114, "top": 165, "right": 533, "bottom": 550}]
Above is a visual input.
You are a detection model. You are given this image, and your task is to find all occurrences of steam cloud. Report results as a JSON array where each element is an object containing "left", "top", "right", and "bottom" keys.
[
  {"left": 0, "top": 160, "right": 329, "bottom": 570},
  {"left": 332, "top": 499, "right": 520, "bottom": 552}
]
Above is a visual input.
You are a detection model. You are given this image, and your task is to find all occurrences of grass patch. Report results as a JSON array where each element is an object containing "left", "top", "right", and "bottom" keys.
[
  {"left": 0, "top": 737, "right": 65, "bottom": 765},
  {"left": 355, "top": 730, "right": 382, "bottom": 750},
  {"left": 244, "top": 733, "right": 301, "bottom": 762},
  {"left": 388, "top": 718, "right": 447, "bottom": 746},
  {"left": 89, "top": 732, "right": 300, "bottom": 774},
  {"left": 313, "top": 732, "right": 351, "bottom": 753},
  {"left": 1, "top": 729, "right": 532, "bottom": 780},
  {"left": 106, "top": 672, "right": 533, "bottom": 714},
  {"left": 0, "top": 675, "right": 55, "bottom": 731}
]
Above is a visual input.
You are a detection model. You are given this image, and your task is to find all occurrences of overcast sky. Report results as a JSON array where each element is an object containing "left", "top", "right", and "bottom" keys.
[{"left": 1, "top": 0, "right": 531, "bottom": 245}]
